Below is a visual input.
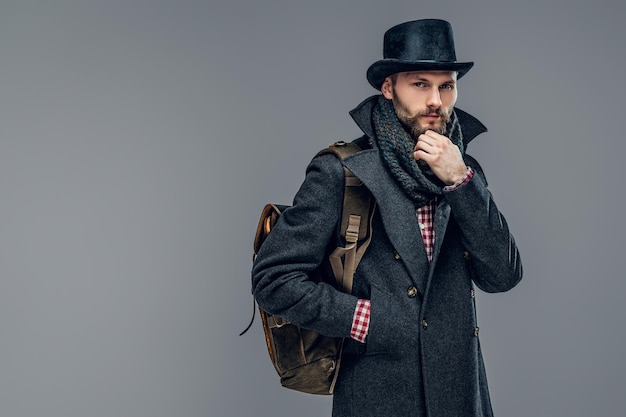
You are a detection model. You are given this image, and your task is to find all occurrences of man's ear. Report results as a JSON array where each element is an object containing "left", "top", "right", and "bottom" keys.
[{"left": 381, "top": 77, "right": 394, "bottom": 99}]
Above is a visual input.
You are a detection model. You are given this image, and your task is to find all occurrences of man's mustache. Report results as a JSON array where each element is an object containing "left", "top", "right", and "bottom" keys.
[{"left": 415, "top": 108, "right": 450, "bottom": 118}]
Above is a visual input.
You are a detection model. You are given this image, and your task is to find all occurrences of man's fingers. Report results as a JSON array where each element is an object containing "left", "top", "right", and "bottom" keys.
[
  {"left": 423, "top": 130, "right": 447, "bottom": 140},
  {"left": 414, "top": 139, "right": 434, "bottom": 153},
  {"left": 416, "top": 136, "right": 434, "bottom": 149},
  {"left": 413, "top": 149, "right": 428, "bottom": 161},
  {"left": 417, "top": 131, "right": 448, "bottom": 148}
]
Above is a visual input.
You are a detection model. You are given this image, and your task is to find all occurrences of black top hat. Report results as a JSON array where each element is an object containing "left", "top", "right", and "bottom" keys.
[{"left": 367, "top": 19, "right": 474, "bottom": 90}]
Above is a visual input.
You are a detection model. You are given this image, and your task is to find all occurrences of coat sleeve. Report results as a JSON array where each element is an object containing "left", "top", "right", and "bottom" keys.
[
  {"left": 443, "top": 154, "right": 523, "bottom": 293},
  {"left": 251, "top": 154, "right": 359, "bottom": 338}
]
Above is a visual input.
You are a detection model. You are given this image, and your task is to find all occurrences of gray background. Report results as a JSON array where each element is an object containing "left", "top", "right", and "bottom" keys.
[{"left": 1, "top": 0, "right": 624, "bottom": 416}]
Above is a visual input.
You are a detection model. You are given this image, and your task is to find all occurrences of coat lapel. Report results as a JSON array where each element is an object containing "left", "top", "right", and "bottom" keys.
[
  {"left": 429, "top": 198, "right": 451, "bottom": 273},
  {"left": 343, "top": 150, "right": 431, "bottom": 294}
]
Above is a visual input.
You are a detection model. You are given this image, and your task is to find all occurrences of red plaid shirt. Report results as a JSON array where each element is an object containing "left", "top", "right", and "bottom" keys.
[{"left": 349, "top": 167, "right": 474, "bottom": 343}]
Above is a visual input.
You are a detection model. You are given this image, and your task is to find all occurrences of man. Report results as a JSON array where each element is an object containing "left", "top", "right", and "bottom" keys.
[{"left": 252, "top": 19, "right": 522, "bottom": 417}]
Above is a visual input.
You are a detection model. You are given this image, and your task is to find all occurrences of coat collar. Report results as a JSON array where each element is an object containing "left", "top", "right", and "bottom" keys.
[{"left": 348, "top": 95, "right": 488, "bottom": 148}]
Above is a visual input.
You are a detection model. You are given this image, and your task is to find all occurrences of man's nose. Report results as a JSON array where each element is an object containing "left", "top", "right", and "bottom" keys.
[{"left": 426, "top": 88, "right": 442, "bottom": 109}]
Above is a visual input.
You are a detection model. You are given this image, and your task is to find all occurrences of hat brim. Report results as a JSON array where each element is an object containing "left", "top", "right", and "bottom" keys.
[{"left": 367, "top": 60, "right": 474, "bottom": 90}]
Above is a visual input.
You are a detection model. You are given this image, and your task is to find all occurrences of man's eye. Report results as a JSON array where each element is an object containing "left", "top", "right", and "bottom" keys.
[
  {"left": 440, "top": 84, "right": 453, "bottom": 90},
  {"left": 413, "top": 82, "right": 426, "bottom": 88}
]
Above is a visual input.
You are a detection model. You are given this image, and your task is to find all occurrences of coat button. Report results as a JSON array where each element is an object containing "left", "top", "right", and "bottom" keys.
[
  {"left": 473, "top": 327, "right": 480, "bottom": 336},
  {"left": 407, "top": 286, "right": 418, "bottom": 298},
  {"left": 463, "top": 251, "right": 471, "bottom": 260},
  {"left": 470, "top": 289, "right": 475, "bottom": 298},
  {"left": 394, "top": 251, "right": 401, "bottom": 260},
  {"left": 422, "top": 320, "right": 428, "bottom": 329}
]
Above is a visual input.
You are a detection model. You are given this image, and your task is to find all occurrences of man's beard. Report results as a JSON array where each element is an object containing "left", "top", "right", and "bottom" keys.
[{"left": 391, "top": 93, "right": 451, "bottom": 140}]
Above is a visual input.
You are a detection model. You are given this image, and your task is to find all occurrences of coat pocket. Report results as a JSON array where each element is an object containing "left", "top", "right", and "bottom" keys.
[{"left": 365, "top": 283, "right": 418, "bottom": 356}]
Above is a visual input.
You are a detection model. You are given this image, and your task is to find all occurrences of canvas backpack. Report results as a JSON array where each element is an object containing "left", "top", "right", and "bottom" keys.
[{"left": 241, "top": 141, "right": 376, "bottom": 395}]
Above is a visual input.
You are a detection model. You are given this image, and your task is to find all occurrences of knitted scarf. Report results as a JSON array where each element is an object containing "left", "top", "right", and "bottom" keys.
[{"left": 371, "top": 96, "right": 464, "bottom": 207}]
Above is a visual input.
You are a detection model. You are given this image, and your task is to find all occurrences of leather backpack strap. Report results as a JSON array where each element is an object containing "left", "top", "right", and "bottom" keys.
[
  {"left": 240, "top": 204, "right": 286, "bottom": 337},
  {"left": 317, "top": 141, "right": 376, "bottom": 294}
]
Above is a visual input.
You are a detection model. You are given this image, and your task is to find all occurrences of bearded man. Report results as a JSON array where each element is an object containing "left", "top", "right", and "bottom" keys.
[{"left": 252, "top": 19, "right": 523, "bottom": 417}]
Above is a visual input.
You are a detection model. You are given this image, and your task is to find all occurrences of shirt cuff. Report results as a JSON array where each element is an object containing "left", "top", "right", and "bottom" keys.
[
  {"left": 350, "top": 299, "right": 370, "bottom": 343},
  {"left": 443, "top": 167, "right": 474, "bottom": 191}
]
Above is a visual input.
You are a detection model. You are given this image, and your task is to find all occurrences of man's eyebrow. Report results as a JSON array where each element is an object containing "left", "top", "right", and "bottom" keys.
[{"left": 407, "top": 76, "right": 456, "bottom": 84}]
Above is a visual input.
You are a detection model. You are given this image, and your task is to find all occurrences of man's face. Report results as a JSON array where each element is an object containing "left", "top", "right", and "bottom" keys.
[{"left": 381, "top": 71, "right": 458, "bottom": 139}]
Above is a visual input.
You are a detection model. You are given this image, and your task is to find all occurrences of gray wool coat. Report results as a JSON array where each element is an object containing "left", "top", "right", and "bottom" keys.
[{"left": 251, "top": 95, "right": 523, "bottom": 417}]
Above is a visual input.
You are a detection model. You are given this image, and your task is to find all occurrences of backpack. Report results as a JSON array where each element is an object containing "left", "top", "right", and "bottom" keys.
[{"left": 241, "top": 140, "right": 376, "bottom": 395}]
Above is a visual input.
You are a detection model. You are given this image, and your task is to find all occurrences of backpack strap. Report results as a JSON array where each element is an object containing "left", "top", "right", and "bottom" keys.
[{"left": 316, "top": 141, "right": 376, "bottom": 294}]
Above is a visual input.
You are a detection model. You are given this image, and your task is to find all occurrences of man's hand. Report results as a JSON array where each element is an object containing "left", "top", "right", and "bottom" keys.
[{"left": 413, "top": 130, "right": 467, "bottom": 185}]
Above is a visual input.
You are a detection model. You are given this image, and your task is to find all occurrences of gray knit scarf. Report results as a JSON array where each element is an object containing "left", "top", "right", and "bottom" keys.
[{"left": 371, "top": 96, "right": 464, "bottom": 207}]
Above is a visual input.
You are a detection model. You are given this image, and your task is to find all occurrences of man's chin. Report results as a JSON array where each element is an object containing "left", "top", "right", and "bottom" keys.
[{"left": 419, "top": 122, "right": 445, "bottom": 135}]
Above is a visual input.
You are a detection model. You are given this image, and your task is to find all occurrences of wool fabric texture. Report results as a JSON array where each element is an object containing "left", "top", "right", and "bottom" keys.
[{"left": 371, "top": 96, "right": 464, "bottom": 207}]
